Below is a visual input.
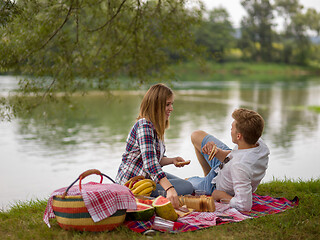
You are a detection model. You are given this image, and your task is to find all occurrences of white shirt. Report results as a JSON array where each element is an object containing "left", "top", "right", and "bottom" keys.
[
  {"left": 159, "top": 139, "right": 165, "bottom": 161},
  {"left": 213, "top": 138, "right": 270, "bottom": 211}
]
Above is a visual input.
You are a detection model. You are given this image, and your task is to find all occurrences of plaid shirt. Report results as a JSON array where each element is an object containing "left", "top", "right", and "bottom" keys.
[{"left": 115, "top": 118, "right": 166, "bottom": 185}]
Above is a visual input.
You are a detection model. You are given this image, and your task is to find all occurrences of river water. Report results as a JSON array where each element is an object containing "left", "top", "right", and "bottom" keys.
[{"left": 1, "top": 75, "right": 320, "bottom": 210}]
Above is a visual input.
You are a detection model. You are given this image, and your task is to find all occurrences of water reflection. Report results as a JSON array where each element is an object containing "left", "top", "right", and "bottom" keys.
[{"left": 0, "top": 76, "right": 320, "bottom": 210}]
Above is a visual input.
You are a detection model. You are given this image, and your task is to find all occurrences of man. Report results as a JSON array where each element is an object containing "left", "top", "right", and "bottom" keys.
[{"left": 187, "top": 108, "right": 270, "bottom": 211}]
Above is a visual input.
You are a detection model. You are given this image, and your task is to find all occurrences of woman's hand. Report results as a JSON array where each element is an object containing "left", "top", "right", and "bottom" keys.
[
  {"left": 166, "top": 187, "right": 180, "bottom": 209},
  {"left": 158, "top": 177, "right": 180, "bottom": 208},
  {"left": 173, "top": 157, "right": 191, "bottom": 168}
]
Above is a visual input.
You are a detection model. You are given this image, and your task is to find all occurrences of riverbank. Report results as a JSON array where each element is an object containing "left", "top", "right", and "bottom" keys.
[
  {"left": 1, "top": 179, "right": 319, "bottom": 239},
  {"left": 170, "top": 61, "right": 320, "bottom": 82},
  {"left": 2, "top": 61, "right": 320, "bottom": 92}
]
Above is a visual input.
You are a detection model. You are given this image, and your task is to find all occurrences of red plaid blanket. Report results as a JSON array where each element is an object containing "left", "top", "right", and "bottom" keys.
[
  {"left": 43, "top": 182, "right": 137, "bottom": 227},
  {"left": 240, "top": 194, "right": 299, "bottom": 217},
  {"left": 125, "top": 193, "right": 299, "bottom": 233}
]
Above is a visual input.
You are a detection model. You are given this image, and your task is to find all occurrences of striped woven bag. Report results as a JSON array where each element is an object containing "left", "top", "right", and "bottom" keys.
[{"left": 52, "top": 169, "right": 126, "bottom": 232}]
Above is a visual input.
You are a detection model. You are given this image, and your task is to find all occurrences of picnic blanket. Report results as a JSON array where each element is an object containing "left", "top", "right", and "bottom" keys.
[
  {"left": 125, "top": 193, "right": 299, "bottom": 234},
  {"left": 43, "top": 182, "right": 137, "bottom": 227}
]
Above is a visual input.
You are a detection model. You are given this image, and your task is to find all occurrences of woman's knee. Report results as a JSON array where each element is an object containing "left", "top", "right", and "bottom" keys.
[
  {"left": 172, "top": 180, "right": 194, "bottom": 195},
  {"left": 185, "top": 180, "right": 195, "bottom": 194},
  {"left": 180, "top": 180, "right": 194, "bottom": 195}
]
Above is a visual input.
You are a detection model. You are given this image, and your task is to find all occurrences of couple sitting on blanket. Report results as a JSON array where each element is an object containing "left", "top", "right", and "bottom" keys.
[{"left": 115, "top": 83, "right": 270, "bottom": 212}]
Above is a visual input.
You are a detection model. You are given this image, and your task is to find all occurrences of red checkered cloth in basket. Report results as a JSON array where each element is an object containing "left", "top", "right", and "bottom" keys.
[{"left": 43, "top": 182, "right": 137, "bottom": 227}]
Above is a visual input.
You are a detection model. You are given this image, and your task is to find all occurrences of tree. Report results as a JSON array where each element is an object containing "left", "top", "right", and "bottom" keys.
[
  {"left": 304, "top": 8, "right": 320, "bottom": 65},
  {"left": 305, "top": 8, "right": 320, "bottom": 37},
  {"left": 0, "top": 0, "right": 21, "bottom": 27},
  {"left": 0, "top": 0, "right": 203, "bottom": 120},
  {"left": 0, "top": 0, "right": 202, "bottom": 91},
  {"left": 274, "top": 0, "right": 302, "bottom": 25},
  {"left": 194, "top": 7, "right": 235, "bottom": 62},
  {"left": 239, "top": 0, "right": 275, "bottom": 62},
  {"left": 274, "top": 0, "right": 310, "bottom": 65}
]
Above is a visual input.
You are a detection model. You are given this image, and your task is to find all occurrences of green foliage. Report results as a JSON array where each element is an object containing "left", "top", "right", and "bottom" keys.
[
  {"left": 1, "top": 0, "right": 320, "bottom": 121},
  {"left": 0, "top": 0, "right": 22, "bottom": 27},
  {"left": 0, "top": 0, "right": 204, "bottom": 120},
  {"left": 239, "top": 0, "right": 275, "bottom": 62},
  {"left": 305, "top": 8, "right": 320, "bottom": 35},
  {"left": 274, "top": 0, "right": 312, "bottom": 65},
  {"left": 170, "top": 61, "right": 320, "bottom": 82},
  {"left": 0, "top": 0, "right": 202, "bottom": 92},
  {"left": 0, "top": 96, "right": 11, "bottom": 121},
  {"left": 308, "top": 105, "right": 320, "bottom": 113},
  {"left": 194, "top": 7, "right": 235, "bottom": 62},
  {"left": 237, "top": 0, "right": 320, "bottom": 65}
]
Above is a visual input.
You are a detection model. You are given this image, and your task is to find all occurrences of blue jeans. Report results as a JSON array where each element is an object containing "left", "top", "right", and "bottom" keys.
[
  {"left": 150, "top": 172, "right": 194, "bottom": 197},
  {"left": 187, "top": 134, "right": 231, "bottom": 195}
]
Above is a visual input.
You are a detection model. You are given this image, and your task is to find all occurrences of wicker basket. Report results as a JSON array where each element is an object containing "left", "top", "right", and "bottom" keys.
[{"left": 52, "top": 169, "right": 126, "bottom": 232}]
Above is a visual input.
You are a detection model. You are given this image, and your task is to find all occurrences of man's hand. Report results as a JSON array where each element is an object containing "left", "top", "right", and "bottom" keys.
[
  {"left": 202, "top": 142, "right": 231, "bottom": 162},
  {"left": 202, "top": 141, "right": 216, "bottom": 155},
  {"left": 211, "top": 190, "right": 232, "bottom": 202}
]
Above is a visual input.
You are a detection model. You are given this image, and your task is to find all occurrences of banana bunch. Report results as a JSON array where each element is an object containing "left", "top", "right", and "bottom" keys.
[{"left": 124, "top": 176, "right": 156, "bottom": 196}]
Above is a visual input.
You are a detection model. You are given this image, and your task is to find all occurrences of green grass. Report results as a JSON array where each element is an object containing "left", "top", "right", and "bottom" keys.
[
  {"left": 170, "top": 61, "right": 320, "bottom": 82},
  {"left": 1, "top": 179, "right": 319, "bottom": 240},
  {"left": 308, "top": 106, "right": 320, "bottom": 113}
]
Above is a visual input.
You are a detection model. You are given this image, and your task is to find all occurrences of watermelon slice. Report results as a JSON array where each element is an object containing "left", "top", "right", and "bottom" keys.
[
  {"left": 152, "top": 196, "right": 178, "bottom": 221},
  {"left": 136, "top": 198, "right": 154, "bottom": 206},
  {"left": 126, "top": 203, "right": 155, "bottom": 221}
]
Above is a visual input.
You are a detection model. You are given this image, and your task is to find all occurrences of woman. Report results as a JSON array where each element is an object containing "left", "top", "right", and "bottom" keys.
[{"left": 115, "top": 83, "right": 193, "bottom": 208}]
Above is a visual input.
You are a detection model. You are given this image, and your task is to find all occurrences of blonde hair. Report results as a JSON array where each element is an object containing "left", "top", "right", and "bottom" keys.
[
  {"left": 138, "top": 83, "right": 173, "bottom": 140},
  {"left": 232, "top": 108, "right": 264, "bottom": 145}
]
